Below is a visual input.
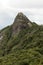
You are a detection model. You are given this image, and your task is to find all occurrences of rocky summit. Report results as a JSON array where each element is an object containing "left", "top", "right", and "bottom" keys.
[
  {"left": 0, "top": 12, "right": 43, "bottom": 65},
  {"left": 12, "top": 12, "right": 32, "bottom": 34}
]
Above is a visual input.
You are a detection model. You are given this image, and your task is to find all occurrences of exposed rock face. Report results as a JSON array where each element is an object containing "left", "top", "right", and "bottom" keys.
[
  {"left": 0, "top": 36, "right": 3, "bottom": 40},
  {"left": 0, "top": 33, "right": 3, "bottom": 40},
  {"left": 12, "top": 12, "right": 32, "bottom": 34}
]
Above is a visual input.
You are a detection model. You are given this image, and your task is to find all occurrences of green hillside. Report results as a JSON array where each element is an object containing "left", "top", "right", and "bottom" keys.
[{"left": 0, "top": 12, "right": 43, "bottom": 65}]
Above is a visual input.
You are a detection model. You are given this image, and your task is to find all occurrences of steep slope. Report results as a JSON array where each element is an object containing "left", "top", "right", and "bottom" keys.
[
  {"left": 0, "top": 12, "right": 43, "bottom": 65},
  {"left": 12, "top": 12, "right": 32, "bottom": 34},
  {"left": 0, "top": 12, "right": 33, "bottom": 55}
]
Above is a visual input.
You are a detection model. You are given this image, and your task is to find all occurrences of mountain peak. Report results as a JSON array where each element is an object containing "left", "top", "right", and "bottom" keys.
[
  {"left": 17, "top": 12, "right": 24, "bottom": 16},
  {"left": 13, "top": 12, "right": 31, "bottom": 23},
  {"left": 12, "top": 12, "right": 32, "bottom": 34}
]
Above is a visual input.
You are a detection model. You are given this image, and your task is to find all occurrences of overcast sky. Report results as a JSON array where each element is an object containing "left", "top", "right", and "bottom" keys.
[{"left": 0, "top": 0, "right": 43, "bottom": 29}]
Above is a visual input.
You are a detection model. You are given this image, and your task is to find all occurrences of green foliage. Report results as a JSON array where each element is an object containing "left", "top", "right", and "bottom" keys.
[{"left": 0, "top": 20, "right": 43, "bottom": 65}]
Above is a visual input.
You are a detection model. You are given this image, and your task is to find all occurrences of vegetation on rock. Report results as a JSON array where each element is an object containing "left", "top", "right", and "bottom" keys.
[{"left": 0, "top": 12, "right": 43, "bottom": 65}]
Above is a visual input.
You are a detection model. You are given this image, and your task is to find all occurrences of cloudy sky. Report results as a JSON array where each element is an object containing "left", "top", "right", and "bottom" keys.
[{"left": 0, "top": 0, "right": 43, "bottom": 29}]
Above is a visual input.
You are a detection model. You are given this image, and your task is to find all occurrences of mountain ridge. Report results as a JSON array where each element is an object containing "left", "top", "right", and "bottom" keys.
[{"left": 0, "top": 12, "right": 43, "bottom": 65}]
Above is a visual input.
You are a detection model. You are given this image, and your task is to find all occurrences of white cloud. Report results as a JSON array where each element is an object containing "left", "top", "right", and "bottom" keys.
[
  {"left": 9, "top": 0, "right": 43, "bottom": 8},
  {"left": 0, "top": 0, "right": 43, "bottom": 9},
  {"left": 0, "top": 0, "right": 43, "bottom": 29}
]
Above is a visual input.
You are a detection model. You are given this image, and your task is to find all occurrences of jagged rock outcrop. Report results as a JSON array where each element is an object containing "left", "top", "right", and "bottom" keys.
[{"left": 12, "top": 12, "right": 32, "bottom": 34}]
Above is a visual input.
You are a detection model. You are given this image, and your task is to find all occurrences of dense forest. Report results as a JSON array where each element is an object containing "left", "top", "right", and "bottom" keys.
[{"left": 0, "top": 12, "right": 43, "bottom": 65}]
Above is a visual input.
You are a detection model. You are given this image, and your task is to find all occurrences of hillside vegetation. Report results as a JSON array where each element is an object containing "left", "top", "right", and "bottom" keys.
[{"left": 0, "top": 12, "right": 43, "bottom": 65}]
